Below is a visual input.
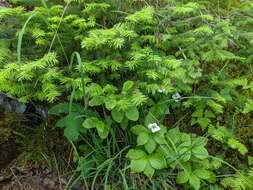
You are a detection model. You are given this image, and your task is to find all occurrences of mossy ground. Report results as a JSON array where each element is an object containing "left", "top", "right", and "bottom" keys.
[{"left": 0, "top": 111, "right": 69, "bottom": 180}]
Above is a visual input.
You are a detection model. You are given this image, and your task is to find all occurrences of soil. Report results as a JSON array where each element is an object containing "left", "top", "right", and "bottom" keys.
[
  {"left": 0, "top": 111, "right": 75, "bottom": 190},
  {"left": 0, "top": 167, "right": 66, "bottom": 190},
  {"left": 0, "top": 140, "right": 19, "bottom": 170}
]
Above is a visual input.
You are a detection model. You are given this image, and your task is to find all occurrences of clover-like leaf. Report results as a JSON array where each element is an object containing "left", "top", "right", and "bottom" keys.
[
  {"left": 130, "top": 158, "right": 148, "bottom": 173},
  {"left": 189, "top": 175, "right": 201, "bottom": 190},
  {"left": 64, "top": 124, "right": 80, "bottom": 142},
  {"left": 126, "top": 149, "right": 147, "bottom": 160},
  {"left": 131, "top": 125, "right": 149, "bottom": 135},
  {"left": 83, "top": 117, "right": 99, "bottom": 129},
  {"left": 192, "top": 146, "right": 209, "bottom": 159},
  {"left": 143, "top": 162, "right": 155, "bottom": 177},
  {"left": 176, "top": 171, "right": 190, "bottom": 184},
  {"left": 83, "top": 117, "right": 109, "bottom": 139},
  {"left": 105, "top": 96, "right": 117, "bottom": 110},
  {"left": 111, "top": 108, "right": 124, "bottom": 123},
  {"left": 137, "top": 132, "right": 150, "bottom": 146},
  {"left": 96, "top": 123, "right": 109, "bottom": 139},
  {"left": 49, "top": 103, "right": 83, "bottom": 115},
  {"left": 89, "top": 96, "right": 104, "bottom": 106},
  {"left": 56, "top": 113, "right": 84, "bottom": 141},
  {"left": 125, "top": 106, "right": 139, "bottom": 121},
  {"left": 144, "top": 138, "right": 156, "bottom": 153},
  {"left": 153, "top": 133, "right": 166, "bottom": 144},
  {"left": 149, "top": 153, "right": 166, "bottom": 169},
  {"left": 193, "top": 169, "right": 212, "bottom": 180},
  {"left": 120, "top": 116, "right": 129, "bottom": 129}
]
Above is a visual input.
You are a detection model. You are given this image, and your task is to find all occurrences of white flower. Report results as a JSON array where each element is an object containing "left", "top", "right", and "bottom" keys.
[
  {"left": 172, "top": 92, "right": 181, "bottom": 102},
  {"left": 158, "top": 88, "right": 166, "bottom": 93},
  {"left": 148, "top": 123, "right": 161, "bottom": 133}
]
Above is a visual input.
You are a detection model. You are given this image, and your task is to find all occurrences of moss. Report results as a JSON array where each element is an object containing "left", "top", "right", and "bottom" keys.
[
  {"left": 0, "top": 127, "right": 12, "bottom": 143},
  {"left": 0, "top": 111, "right": 68, "bottom": 177},
  {"left": 235, "top": 114, "right": 253, "bottom": 149}
]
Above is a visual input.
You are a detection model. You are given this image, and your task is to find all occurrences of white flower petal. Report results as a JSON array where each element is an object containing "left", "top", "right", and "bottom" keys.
[
  {"left": 148, "top": 123, "right": 161, "bottom": 133},
  {"left": 158, "top": 88, "right": 166, "bottom": 93},
  {"left": 172, "top": 92, "right": 181, "bottom": 102}
]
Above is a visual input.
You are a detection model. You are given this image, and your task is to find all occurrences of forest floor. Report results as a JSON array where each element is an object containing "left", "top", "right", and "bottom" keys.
[{"left": 0, "top": 112, "right": 79, "bottom": 190}]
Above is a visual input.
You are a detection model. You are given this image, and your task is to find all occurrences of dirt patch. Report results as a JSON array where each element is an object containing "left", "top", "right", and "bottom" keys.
[
  {"left": 0, "top": 140, "right": 20, "bottom": 170},
  {"left": 0, "top": 167, "right": 84, "bottom": 190},
  {"left": 0, "top": 167, "right": 65, "bottom": 190}
]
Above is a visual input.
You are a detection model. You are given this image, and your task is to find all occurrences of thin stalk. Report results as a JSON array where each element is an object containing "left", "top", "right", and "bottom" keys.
[{"left": 17, "top": 13, "right": 37, "bottom": 64}]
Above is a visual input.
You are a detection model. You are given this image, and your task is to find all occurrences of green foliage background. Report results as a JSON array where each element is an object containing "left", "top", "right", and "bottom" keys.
[{"left": 0, "top": 0, "right": 253, "bottom": 189}]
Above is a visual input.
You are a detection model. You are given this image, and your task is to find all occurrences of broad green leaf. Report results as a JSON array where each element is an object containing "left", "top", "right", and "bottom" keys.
[
  {"left": 207, "top": 172, "right": 217, "bottom": 183},
  {"left": 144, "top": 104, "right": 167, "bottom": 126},
  {"left": 122, "top": 80, "right": 134, "bottom": 92},
  {"left": 49, "top": 103, "right": 83, "bottom": 115},
  {"left": 192, "top": 137, "right": 207, "bottom": 147},
  {"left": 97, "top": 123, "right": 109, "bottom": 139},
  {"left": 82, "top": 117, "right": 99, "bottom": 129},
  {"left": 56, "top": 113, "right": 83, "bottom": 141},
  {"left": 178, "top": 145, "right": 191, "bottom": 162},
  {"left": 143, "top": 162, "right": 155, "bottom": 177},
  {"left": 149, "top": 154, "right": 166, "bottom": 169},
  {"left": 192, "top": 146, "right": 209, "bottom": 159},
  {"left": 181, "top": 133, "right": 191, "bottom": 144},
  {"left": 189, "top": 175, "right": 201, "bottom": 190},
  {"left": 56, "top": 114, "right": 75, "bottom": 128},
  {"left": 105, "top": 96, "right": 117, "bottom": 110},
  {"left": 88, "top": 83, "right": 103, "bottom": 97},
  {"left": 125, "top": 106, "right": 139, "bottom": 121},
  {"left": 137, "top": 132, "right": 150, "bottom": 146},
  {"left": 131, "top": 125, "right": 149, "bottom": 135},
  {"left": 181, "top": 162, "right": 192, "bottom": 172},
  {"left": 120, "top": 116, "right": 129, "bottom": 129},
  {"left": 95, "top": 120, "right": 105, "bottom": 130},
  {"left": 144, "top": 138, "right": 156, "bottom": 153},
  {"left": 111, "top": 108, "right": 124, "bottom": 123},
  {"left": 64, "top": 125, "right": 80, "bottom": 142},
  {"left": 89, "top": 96, "right": 104, "bottom": 106},
  {"left": 153, "top": 133, "right": 166, "bottom": 144},
  {"left": 83, "top": 117, "right": 109, "bottom": 139},
  {"left": 126, "top": 149, "right": 146, "bottom": 160},
  {"left": 166, "top": 127, "right": 181, "bottom": 144},
  {"left": 193, "top": 169, "right": 212, "bottom": 179},
  {"left": 130, "top": 159, "right": 148, "bottom": 173},
  {"left": 176, "top": 171, "right": 189, "bottom": 184}
]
